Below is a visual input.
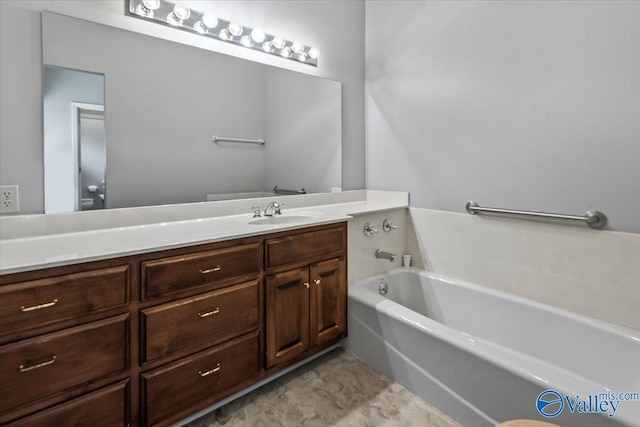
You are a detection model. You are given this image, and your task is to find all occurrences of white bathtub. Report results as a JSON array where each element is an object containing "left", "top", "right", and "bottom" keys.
[{"left": 344, "top": 268, "right": 640, "bottom": 427}]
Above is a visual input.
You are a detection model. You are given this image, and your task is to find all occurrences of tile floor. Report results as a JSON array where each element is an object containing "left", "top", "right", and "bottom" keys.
[{"left": 186, "top": 348, "right": 461, "bottom": 427}]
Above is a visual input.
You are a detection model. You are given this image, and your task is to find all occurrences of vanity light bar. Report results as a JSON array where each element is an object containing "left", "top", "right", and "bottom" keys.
[{"left": 126, "top": 0, "right": 319, "bottom": 67}]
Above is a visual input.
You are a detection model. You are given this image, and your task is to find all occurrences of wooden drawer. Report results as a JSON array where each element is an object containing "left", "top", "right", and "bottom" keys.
[
  {"left": 0, "top": 314, "right": 129, "bottom": 414},
  {"left": 142, "top": 243, "right": 260, "bottom": 299},
  {"left": 141, "top": 280, "right": 259, "bottom": 363},
  {"left": 7, "top": 380, "right": 129, "bottom": 427},
  {"left": 265, "top": 227, "right": 344, "bottom": 268},
  {"left": 0, "top": 265, "right": 129, "bottom": 336},
  {"left": 142, "top": 332, "right": 260, "bottom": 426}
]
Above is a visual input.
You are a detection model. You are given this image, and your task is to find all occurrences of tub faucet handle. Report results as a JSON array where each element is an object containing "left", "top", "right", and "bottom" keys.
[
  {"left": 383, "top": 219, "right": 399, "bottom": 232},
  {"left": 363, "top": 222, "right": 378, "bottom": 236}
]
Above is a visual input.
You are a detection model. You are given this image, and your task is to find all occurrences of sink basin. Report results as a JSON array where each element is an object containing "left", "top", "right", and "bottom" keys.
[{"left": 249, "top": 214, "right": 320, "bottom": 225}]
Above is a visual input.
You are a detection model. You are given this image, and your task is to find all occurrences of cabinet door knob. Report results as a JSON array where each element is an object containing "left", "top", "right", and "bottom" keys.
[
  {"left": 303, "top": 282, "right": 310, "bottom": 289},
  {"left": 313, "top": 279, "right": 321, "bottom": 285}
]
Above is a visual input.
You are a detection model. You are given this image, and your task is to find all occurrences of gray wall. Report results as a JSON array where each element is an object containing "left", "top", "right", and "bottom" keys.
[
  {"left": 366, "top": 1, "right": 640, "bottom": 233},
  {"left": 44, "top": 12, "right": 266, "bottom": 209},
  {"left": 0, "top": 0, "right": 365, "bottom": 214},
  {"left": 263, "top": 67, "right": 342, "bottom": 193}
]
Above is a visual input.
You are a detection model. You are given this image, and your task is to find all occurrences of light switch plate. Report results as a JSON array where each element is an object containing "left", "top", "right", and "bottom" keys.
[{"left": 0, "top": 185, "right": 19, "bottom": 213}]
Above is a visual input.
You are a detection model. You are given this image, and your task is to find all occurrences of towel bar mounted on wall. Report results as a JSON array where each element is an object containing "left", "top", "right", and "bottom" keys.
[
  {"left": 273, "top": 186, "right": 306, "bottom": 195},
  {"left": 465, "top": 201, "right": 607, "bottom": 229},
  {"left": 212, "top": 136, "right": 265, "bottom": 145}
]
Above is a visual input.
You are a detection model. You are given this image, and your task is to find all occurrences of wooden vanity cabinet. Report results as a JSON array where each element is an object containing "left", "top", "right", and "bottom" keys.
[
  {"left": 266, "top": 268, "right": 311, "bottom": 367},
  {"left": 265, "top": 225, "right": 348, "bottom": 369},
  {"left": 0, "top": 260, "right": 132, "bottom": 426},
  {"left": 4, "top": 381, "right": 130, "bottom": 427},
  {"left": 141, "top": 242, "right": 260, "bottom": 299},
  {"left": 0, "top": 222, "right": 347, "bottom": 426},
  {"left": 310, "top": 257, "right": 347, "bottom": 348}
]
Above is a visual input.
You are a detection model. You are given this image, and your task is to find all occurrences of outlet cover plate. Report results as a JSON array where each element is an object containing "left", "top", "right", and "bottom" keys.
[{"left": 0, "top": 185, "right": 19, "bottom": 213}]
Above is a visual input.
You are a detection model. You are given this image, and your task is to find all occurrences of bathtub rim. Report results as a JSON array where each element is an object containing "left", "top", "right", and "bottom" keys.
[{"left": 354, "top": 267, "right": 640, "bottom": 339}]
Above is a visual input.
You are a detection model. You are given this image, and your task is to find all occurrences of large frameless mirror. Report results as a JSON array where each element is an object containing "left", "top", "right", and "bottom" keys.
[{"left": 42, "top": 12, "right": 342, "bottom": 213}]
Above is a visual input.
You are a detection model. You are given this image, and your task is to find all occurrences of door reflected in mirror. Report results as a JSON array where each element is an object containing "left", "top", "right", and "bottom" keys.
[{"left": 75, "top": 103, "right": 106, "bottom": 211}]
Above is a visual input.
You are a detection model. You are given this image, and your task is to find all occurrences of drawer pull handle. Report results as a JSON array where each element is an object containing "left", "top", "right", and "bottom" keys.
[
  {"left": 303, "top": 282, "right": 310, "bottom": 289},
  {"left": 19, "top": 356, "right": 57, "bottom": 372},
  {"left": 199, "top": 266, "right": 222, "bottom": 274},
  {"left": 21, "top": 299, "right": 58, "bottom": 312},
  {"left": 198, "top": 363, "right": 221, "bottom": 377},
  {"left": 314, "top": 279, "right": 321, "bottom": 285},
  {"left": 197, "top": 307, "right": 221, "bottom": 318}
]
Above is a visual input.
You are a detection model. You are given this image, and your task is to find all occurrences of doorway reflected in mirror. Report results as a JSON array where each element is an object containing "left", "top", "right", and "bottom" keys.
[{"left": 43, "top": 66, "right": 106, "bottom": 213}]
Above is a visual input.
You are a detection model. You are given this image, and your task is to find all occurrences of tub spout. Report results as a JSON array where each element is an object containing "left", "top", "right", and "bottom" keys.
[{"left": 375, "top": 249, "right": 396, "bottom": 262}]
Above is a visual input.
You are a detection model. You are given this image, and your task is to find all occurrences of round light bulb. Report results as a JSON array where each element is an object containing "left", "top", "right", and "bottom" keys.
[
  {"left": 251, "top": 28, "right": 266, "bottom": 43},
  {"left": 219, "top": 28, "right": 231, "bottom": 40},
  {"left": 193, "top": 21, "right": 206, "bottom": 34},
  {"left": 135, "top": 4, "right": 154, "bottom": 17},
  {"left": 228, "top": 23, "right": 243, "bottom": 37},
  {"left": 280, "top": 47, "right": 292, "bottom": 58},
  {"left": 202, "top": 13, "right": 218, "bottom": 29},
  {"left": 297, "top": 53, "right": 308, "bottom": 62},
  {"left": 271, "top": 37, "right": 285, "bottom": 50},
  {"left": 167, "top": 14, "right": 180, "bottom": 25},
  {"left": 173, "top": 4, "right": 191, "bottom": 21},
  {"left": 240, "top": 36, "right": 253, "bottom": 47},
  {"left": 262, "top": 42, "right": 273, "bottom": 53},
  {"left": 290, "top": 43, "right": 304, "bottom": 54},
  {"left": 141, "top": 0, "right": 161, "bottom": 11},
  {"left": 308, "top": 47, "right": 320, "bottom": 59}
]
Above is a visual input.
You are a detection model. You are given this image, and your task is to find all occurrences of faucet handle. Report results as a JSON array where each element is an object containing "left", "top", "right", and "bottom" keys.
[
  {"left": 270, "top": 202, "right": 284, "bottom": 215},
  {"left": 383, "top": 219, "right": 399, "bottom": 232},
  {"left": 250, "top": 206, "right": 261, "bottom": 218},
  {"left": 363, "top": 222, "right": 378, "bottom": 236}
]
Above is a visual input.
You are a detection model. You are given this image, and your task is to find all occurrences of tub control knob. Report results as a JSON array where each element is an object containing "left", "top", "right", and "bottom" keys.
[
  {"left": 363, "top": 222, "right": 378, "bottom": 236},
  {"left": 383, "top": 219, "right": 399, "bottom": 232}
]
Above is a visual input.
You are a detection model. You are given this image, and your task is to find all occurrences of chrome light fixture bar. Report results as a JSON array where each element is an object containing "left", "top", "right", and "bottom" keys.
[{"left": 126, "top": 0, "right": 319, "bottom": 67}]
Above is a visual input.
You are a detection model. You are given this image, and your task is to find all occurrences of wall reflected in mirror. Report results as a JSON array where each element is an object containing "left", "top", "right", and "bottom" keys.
[{"left": 42, "top": 12, "right": 341, "bottom": 213}]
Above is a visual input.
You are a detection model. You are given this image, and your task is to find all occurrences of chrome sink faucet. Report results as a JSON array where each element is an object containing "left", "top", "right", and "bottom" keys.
[{"left": 264, "top": 201, "right": 283, "bottom": 216}]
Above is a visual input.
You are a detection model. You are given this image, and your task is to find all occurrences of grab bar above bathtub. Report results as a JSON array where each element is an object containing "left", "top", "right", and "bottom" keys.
[{"left": 465, "top": 201, "right": 607, "bottom": 229}]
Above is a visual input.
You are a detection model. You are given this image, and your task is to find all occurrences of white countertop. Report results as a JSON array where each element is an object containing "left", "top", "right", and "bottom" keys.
[{"left": 0, "top": 198, "right": 407, "bottom": 275}]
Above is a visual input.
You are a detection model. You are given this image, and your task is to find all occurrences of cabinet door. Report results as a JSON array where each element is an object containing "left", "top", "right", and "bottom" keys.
[
  {"left": 266, "top": 268, "right": 310, "bottom": 368},
  {"left": 310, "top": 258, "right": 346, "bottom": 347}
]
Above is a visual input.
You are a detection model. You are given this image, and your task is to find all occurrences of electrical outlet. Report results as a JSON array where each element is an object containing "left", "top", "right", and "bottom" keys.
[{"left": 0, "top": 185, "right": 19, "bottom": 213}]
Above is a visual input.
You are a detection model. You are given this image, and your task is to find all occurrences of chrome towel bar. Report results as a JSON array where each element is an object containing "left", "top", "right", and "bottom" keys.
[
  {"left": 465, "top": 201, "right": 607, "bottom": 229},
  {"left": 212, "top": 136, "right": 265, "bottom": 145},
  {"left": 273, "top": 186, "right": 306, "bottom": 195}
]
